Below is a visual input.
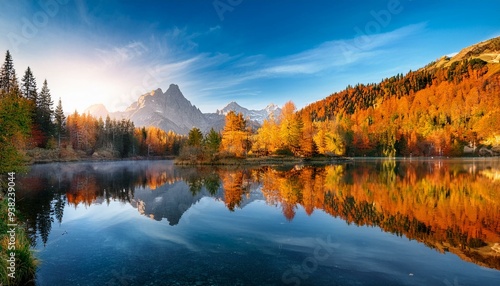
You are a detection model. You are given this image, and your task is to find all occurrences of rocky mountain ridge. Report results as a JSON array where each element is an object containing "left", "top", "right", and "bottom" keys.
[{"left": 84, "top": 84, "right": 281, "bottom": 134}]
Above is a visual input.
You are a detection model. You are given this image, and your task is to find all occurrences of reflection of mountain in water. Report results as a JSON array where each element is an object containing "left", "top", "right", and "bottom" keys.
[
  {"left": 132, "top": 181, "right": 208, "bottom": 225},
  {"left": 16, "top": 161, "right": 181, "bottom": 245},
  {"left": 15, "top": 159, "right": 500, "bottom": 270},
  {"left": 130, "top": 179, "right": 264, "bottom": 225}
]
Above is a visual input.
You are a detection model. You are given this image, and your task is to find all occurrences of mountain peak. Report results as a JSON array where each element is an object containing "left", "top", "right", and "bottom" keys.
[
  {"left": 216, "top": 101, "right": 282, "bottom": 124},
  {"left": 430, "top": 36, "right": 500, "bottom": 69},
  {"left": 265, "top": 103, "right": 278, "bottom": 110},
  {"left": 164, "top": 83, "right": 185, "bottom": 100},
  {"left": 227, "top": 101, "right": 242, "bottom": 108},
  {"left": 84, "top": 103, "right": 109, "bottom": 119},
  {"left": 459, "top": 36, "right": 500, "bottom": 59},
  {"left": 108, "top": 84, "right": 208, "bottom": 134},
  {"left": 167, "top": 84, "right": 180, "bottom": 92},
  {"left": 217, "top": 101, "right": 248, "bottom": 115}
]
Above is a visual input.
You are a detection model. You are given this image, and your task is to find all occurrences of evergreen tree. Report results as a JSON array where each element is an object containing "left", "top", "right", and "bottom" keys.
[
  {"left": 105, "top": 115, "right": 112, "bottom": 146},
  {"left": 21, "top": 66, "right": 37, "bottom": 102},
  {"left": 187, "top": 127, "right": 203, "bottom": 146},
  {"left": 0, "top": 50, "right": 16, "bottom": 95},
  {"left": 37, "top": 79, "right": 54, "bottom": 138},
  {"left": 54, "top": 98, "right": 66, "bottom": 147},
  {"left": 204, "top": 128, "right": 222, "bottom": 154},
  {"left": 9, "top": 73, "right": 21, "bottom": 98},
  {"left": 117, "top": 119, "right": 135, "bottom": 157}
]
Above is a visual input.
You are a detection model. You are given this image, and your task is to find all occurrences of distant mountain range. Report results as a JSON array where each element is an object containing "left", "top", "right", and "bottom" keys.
[
  {"left": 215, "top": 101, "right": 281, "bottom": 122},
  {"left": 84, "top": 84, "right": 281, "bottom": 134}
]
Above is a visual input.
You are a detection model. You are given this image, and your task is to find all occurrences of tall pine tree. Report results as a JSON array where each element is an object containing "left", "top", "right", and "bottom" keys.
[
  {"left": 54, "top": 97, "right": 66, "bottom": 148},
  {"left": 37, "top": 79, "right": 54, "bottom": 140},
  {"left": 21, "top": 66, "right": 38, "bottom": 102},
  {"left": 0, "top": 50, "right": 16, "bottom": 95}
]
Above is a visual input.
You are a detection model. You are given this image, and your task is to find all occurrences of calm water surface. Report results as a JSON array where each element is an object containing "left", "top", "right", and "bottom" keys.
[{"left": 16, "top": 159, "right": 500, "bottom": 285}]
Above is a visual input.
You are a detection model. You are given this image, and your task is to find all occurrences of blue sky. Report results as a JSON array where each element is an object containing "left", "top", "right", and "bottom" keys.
[{"left": 1, "top": 0, "right": 499, "bottom": 113}]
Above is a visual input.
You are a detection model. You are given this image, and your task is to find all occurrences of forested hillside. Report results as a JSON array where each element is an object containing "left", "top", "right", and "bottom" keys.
[{"left": 299, "top": 37, "right": 500, "bottom": 157}]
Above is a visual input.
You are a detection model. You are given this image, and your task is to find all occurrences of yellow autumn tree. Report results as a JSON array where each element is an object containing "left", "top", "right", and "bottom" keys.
[
  {"left": 299, "top": 113, "right": 316, "bottom": 157},
  {"left": 278, "top": 101, "right": 302, "bottom": 155},
  {"left": 252, "top": 115, "right": 280, "bottom": 155},
  {"left": 313, "top": 120, "right": 346, "bottom": 156},
  {"left": 220, "top": 111, "right": 249, "bottom": 157}
]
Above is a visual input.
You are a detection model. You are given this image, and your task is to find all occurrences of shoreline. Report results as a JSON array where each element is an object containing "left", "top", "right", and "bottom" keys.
[
  {"left": 25, "top": 153, "right": 500, "bottom": 166},
  {"left": 174, "top": 155, "right": 500, "bottom": 166},
  {"left": 29, "top": 155, "right": 176, "bottom": 165},
  {"left": 28, "top": 155, "right": 500, "bottom": 166}
]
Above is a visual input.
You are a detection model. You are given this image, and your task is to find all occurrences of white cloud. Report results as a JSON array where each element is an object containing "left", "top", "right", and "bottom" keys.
[
  {"left": 95, "top": 41, "right": 148, "bottom": 67},
  {"left": 257, "top": 22, "right": 427, "bottom": 77},
  {"left": 173, "top": 23, "right": 427, "bottom": 112},
  {"left": 191, "top": 23, "right": 427, "bottom": 93}
]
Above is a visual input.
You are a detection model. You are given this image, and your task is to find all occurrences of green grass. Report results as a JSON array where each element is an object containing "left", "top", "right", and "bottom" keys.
[{"left": 0, "top": 198, "right": 37, "bottom": 286}]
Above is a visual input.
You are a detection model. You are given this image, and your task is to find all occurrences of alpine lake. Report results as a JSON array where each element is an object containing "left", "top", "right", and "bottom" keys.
[{"left": 15, "top": 158, "right": 500, "bottom": 285}]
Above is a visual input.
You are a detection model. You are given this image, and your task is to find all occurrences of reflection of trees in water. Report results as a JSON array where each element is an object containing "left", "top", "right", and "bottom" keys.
[
  {"left": 257, "top": 161, "right": 500, "bottom": 270},
  {"left": 260, "top": 167, "right": 303, "bottom": 220},
  {"left": 220, "top": 169, "right": 251, "bottom": 211},
  {"left": 16, "top": 176, "right": 62, "bottom": 247},
  {"left": 18, "top": 162, "right": 227, "bottom": 246},
  {"left": 17, "top": 162, "right": 184, "bottom": 246},
  {"left": 16, "top": 160, "right": 500, "bottom": 269}
]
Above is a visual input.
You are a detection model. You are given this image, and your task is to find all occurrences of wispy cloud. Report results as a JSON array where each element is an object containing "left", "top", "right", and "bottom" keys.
[
  {"left": 96, "top": 41, "right": 148, "bottom": 67},
  {"left": 255, "top": 23, "right": 427, "bottom": 77},
  {"left": 179, "top": 22, "right": 426, "bottom": 100},
  {"left": 163, "top": 26, "right": 201, "bottom": 51},
  {"left": 162, "top": 22, "right": 427, "bottom": 111}
]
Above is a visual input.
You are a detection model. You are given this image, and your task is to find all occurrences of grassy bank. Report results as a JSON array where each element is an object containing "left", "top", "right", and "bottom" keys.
[
  {"left": 174, "top": 155, "right": 352, "bottom": 166},
  {"left": 26, "top": 147, "right": 176, "bottom": 164},
  {"left": 0, "top": 197, "right": 37, "bottom": 286}
]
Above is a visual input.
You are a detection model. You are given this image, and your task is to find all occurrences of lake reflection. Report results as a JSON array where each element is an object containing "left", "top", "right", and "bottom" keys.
[{"left": 16, "top": 159, "right": 500, "bottom": 285}]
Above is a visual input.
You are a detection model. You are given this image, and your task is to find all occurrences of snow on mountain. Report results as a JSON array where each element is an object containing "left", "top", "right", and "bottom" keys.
[
  {"left": 122, "top": 84, "right": 209, "bottom": 134},
  {"left": 84, "top": 84, "right": 281, "bottom": 134},
  {"left": 216, "top": 101, "right": 281, "bottom": 123}
]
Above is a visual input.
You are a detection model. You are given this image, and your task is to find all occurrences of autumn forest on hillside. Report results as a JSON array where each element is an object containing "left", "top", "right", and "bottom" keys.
[{"left": 1, "top": 38, "right": 500, "bottom": 170}]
